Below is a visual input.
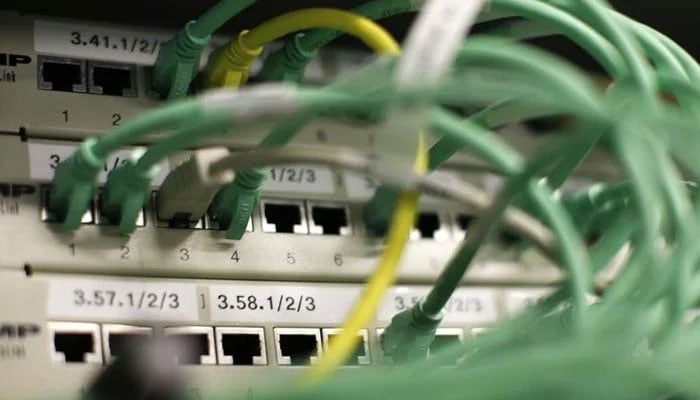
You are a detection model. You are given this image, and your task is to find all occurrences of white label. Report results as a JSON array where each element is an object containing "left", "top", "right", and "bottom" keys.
[
  {"left": 29, "top": 142, "right": 170, "bottom": 185},
  {"left": 379, "top": 287, "right": 498, "bottom": 323},
  {"left": 503, "top": 288, "right": 554, "bottom": 316},
  {"left": 34, "top": 20, "right": 174, "bottom": 65},
  {"left": 343, "top": 171, "right": 380, "bottom": 200},
  {"left": 48, "top": 278, "right": 198, "bottom": 321},
  {"left": 209, "top": 284, "right": 360, "bottom": 323},
  {"left": 264, "top": 165, "right": 335, "bottom": 194}
]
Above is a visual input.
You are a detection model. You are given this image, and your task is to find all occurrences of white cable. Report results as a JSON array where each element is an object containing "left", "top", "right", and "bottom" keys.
[{"left": 395, "top": 0, "right": 488, "bottom": 89}]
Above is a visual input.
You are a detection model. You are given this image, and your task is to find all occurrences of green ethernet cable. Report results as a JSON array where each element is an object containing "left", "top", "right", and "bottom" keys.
[
  {"left": 48, "top": 99, "right": 204, "bottom": 230},
  {"left": 151, "top": 0, "right": 257, "bottom": 99}
]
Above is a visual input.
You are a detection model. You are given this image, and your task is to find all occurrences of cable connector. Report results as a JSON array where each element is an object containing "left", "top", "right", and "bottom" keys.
[
  {"left": 101, "top": 151, "right": 160, "bottom": 235},
  {"left": 380, "top": 299, "right": 444, "bottom": 363},
  {"left": 48, "top": 138, "right": 104, "bottom": 231},
  {"left": 258, "top": 33, "right": 317, "bottom": 83},
  {"left": 363, "top": 185, "right": 400, "bottom": 237},
  {"left": 157, "top": 147, "right": 234, "bottom": 224},
  {"left": 152, "top": 21, "right": 211, "bottom": 99},
  {"left": 202, "top": 31, "right": 263, "bottom": 89},
  {"left": 208, "top": 168, "right": 267, "bottom": 240}
]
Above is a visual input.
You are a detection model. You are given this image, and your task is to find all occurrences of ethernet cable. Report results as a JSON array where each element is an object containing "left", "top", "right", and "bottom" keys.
[
  {"left": 202, "top": 8, "right": 400, "bottom": 88},
  {"left": 563, "top": 0, "right": 657, "bottom": 103},
  {"left": 151, "top": 0, "right": 258, "bottom": 99}
]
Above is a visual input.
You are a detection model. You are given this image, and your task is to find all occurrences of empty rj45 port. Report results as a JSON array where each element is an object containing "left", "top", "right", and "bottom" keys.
[
  {"left": 411, "top": 211, "right": 450, "bottom": 241},
  {"left": 164, "top": 327, "right": 217, "bottom": 365},
  {"left": 38, "top": 56, "right": 87, "bottom": 93},
  {"left": 48, "top": 322, "right": 103, "bottom": 364},
  {"left": 102, "top": 324, "right": 153, "bottom": 362},
  {"left": 87, "top": 61, "right": 137, "bottom": 97},
  {"left": 215, "top": 327, "right": 267, "bottom": 366},
  {"left": 308, "top": 203, "right": 352, "bottom": 236},
  {"left": 274, "top": 328, "right": 322, "bottom": 366},
  {"left": 262, "top": 200, "right": 308, "bottom": 234},
  {"left": 322, "top": 328, "right": 370, "bottom": 365}
]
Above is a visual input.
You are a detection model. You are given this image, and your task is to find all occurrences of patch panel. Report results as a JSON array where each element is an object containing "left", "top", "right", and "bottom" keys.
[
  {"left": 46, "top": 321, "right": 474, "bottom": 368},
  {"left": 2, "top": 137, "right": 562, "bottom": 284},
  {"left": 163, "top": 326, "right": 217, "bottom": 365},
  {"left": 0, "top": 270, "right": 549, "bottom": 398},
  {"left": 48, "top": 321, "right": 103, "bottom": 364}
]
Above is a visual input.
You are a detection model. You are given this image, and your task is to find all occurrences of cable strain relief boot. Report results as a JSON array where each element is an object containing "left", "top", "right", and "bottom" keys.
[
  {"left": 258, "top": 33, "right": 317, "bottom": 83},
  {"left": 101, "top": 157, "right": 160, "bottom": 235},
  {"left": 152, "top": 20, "right": 210, "bottom": 99},
  {"left": 208, "top": 168, "right": 267, "bottom": 240},
  {"left": 204, "top": 31, "right": 263, "bottom": 88},
  {"left": 380, "top": 299, "right": 444, "bottom": 363},
  {"left": 363, "top": 185, "right": 400, "bottom": 237},
  {"left": 48, "top": 138, "right": 104, "bottom": 231}
]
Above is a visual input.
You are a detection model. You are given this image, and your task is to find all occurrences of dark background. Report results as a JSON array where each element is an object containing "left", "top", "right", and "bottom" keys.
[{"left": 4, "top": 1, "right": 698, "bottom": 68}]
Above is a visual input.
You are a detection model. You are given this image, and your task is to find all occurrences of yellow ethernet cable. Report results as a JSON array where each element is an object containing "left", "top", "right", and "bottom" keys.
[
  {"left": 303, "top": 137, "right": 428, "bottom": 385},
  {"left": 203, "top": 7, "right": 400, "bottom": 88},
  {"left": 204, "top": 6, "right": 413, "bottom": 383}
]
